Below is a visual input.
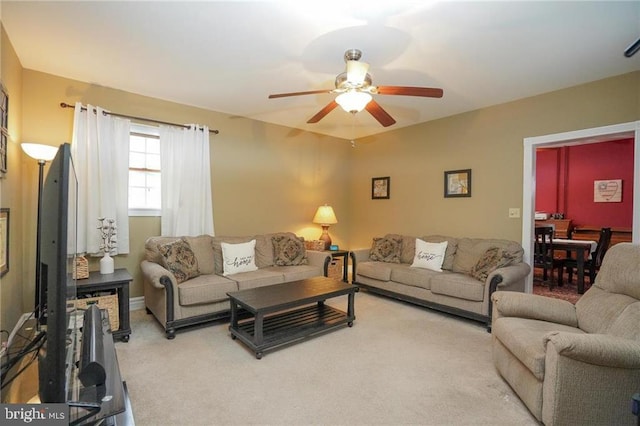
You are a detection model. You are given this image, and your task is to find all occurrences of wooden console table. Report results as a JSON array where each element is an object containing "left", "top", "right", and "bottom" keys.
[{"left": 76, "top": 269, "right": 132, "bottom": 342}]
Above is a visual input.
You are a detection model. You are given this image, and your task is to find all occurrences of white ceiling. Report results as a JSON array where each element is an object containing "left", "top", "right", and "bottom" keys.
[{"left": 2, "top": 1, "right": 639, "bottom": 140}]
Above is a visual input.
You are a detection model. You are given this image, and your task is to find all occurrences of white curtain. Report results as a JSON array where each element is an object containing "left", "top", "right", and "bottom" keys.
[
  {"left": 71, "top": 102, "right": 130, "bottom": 254},
  {"left": 159, "top": 124, "right": 214, "bottom": 236}
]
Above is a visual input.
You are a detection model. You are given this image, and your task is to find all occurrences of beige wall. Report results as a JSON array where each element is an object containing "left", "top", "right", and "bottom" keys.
[
  {"left": 2, "top": 19, "right": 639, "bottom": 338},
  {"left": 19, "top": 69, "right": 352, "bottom": 306},
  {"left": 347, "top": 72, "right": 640, "bottom": 249},
  {"left": 0, "top": 25, "right": 26, "bottom": 336}
]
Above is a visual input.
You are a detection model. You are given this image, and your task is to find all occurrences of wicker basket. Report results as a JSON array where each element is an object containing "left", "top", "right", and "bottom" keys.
[
  {"left": 305, "top": 240, "right": 325, "bottom": 251},
  {"left": 74, "top": 294, "right": 119, "bottom": 331},
  {"left": 327, "top": 257, "right": 344, "bottom": 280},
  {"left": 73, "top": 256, "right": 89, "bottom": 280}
]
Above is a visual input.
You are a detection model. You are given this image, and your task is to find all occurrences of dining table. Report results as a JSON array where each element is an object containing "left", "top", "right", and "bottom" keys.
[{"left": 552, "top": 238, "right": 597, "bottom": 294}]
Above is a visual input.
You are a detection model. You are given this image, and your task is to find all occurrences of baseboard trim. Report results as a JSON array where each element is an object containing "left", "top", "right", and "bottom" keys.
[{"left": 129, "top": 296, "right": 145, "bottom": 311}]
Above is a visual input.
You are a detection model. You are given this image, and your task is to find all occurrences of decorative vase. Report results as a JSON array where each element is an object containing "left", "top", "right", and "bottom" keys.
[{"left": 100, "top": 253, "right": 114, "bottom": 275}]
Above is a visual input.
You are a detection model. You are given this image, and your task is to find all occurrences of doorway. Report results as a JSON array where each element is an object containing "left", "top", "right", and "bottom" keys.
[{"left": 522, "top": 121, "right": 640, "bottom": 293}]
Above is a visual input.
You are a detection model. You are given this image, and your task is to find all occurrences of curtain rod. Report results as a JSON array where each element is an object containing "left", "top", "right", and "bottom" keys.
[{"left": 59, "top": 102, "right": 219, "bottom": 135}]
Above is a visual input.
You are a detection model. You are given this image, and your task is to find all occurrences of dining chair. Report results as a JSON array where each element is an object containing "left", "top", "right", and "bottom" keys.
[
  {"left": 533, "top": 226, "right": 562, "bottom": 289},
  {"left": 564, "top": 227, "right": 612, "bottom": 285}
]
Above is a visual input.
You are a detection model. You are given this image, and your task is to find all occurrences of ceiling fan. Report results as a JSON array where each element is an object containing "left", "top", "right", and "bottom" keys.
[{"left": 268, "top": 49, "right": 443, "bottom": 127}]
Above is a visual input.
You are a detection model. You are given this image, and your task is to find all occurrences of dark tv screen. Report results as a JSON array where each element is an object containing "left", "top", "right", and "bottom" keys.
[{"left": 37, "top": 142, "right": 79, "bottom": 403}]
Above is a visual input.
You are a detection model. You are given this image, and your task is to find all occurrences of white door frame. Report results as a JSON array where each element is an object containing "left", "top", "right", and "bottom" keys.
[{"left": 522, "top": 121, "right": 640, "bottom": 293}]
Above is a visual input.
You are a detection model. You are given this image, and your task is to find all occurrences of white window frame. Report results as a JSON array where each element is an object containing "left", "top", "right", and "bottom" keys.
[{"left": 128, "top": 123, "right": 161, "bottom": 217}]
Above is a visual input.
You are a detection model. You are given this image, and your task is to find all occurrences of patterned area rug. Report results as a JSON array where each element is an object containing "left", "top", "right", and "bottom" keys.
[{"left": 532, "top": 268, "right": 590, "bottom": 304}]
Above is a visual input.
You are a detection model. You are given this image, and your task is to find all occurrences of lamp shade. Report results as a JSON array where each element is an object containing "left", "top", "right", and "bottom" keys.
[
  {"left": 312, "top": 205, "right": 338, "bottom": 225},
  {"left": 335, "top": 91, "right": 372, "bottom": 113},
  {"left": 21, "top": 143, "right": 58, "bottom": 161}
]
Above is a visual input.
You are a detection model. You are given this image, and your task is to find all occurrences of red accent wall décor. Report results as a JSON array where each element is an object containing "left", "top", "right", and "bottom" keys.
[{"left": 535, "top": 138, "right": 634, "bottom": 228}]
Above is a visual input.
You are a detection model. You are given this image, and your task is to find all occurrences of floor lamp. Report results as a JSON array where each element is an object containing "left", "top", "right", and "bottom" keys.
[{"left": 21, "top": 143, "right": 59, "bottom": 320}]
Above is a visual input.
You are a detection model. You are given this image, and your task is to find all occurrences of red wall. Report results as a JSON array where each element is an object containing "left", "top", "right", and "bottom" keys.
[{"left": 535, "top": 139, "right": 634, "bottom": 228}]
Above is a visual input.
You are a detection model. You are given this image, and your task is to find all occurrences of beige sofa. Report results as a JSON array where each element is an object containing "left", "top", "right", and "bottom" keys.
[
  {"left": 140, "top": 232, "right": 331, "bottom": 339},
  {"left": 492, "top": 242, "right": 640, "bottom": 425},
  {"left": 351, "top": 234, "right": 530, "bottom": 328}
]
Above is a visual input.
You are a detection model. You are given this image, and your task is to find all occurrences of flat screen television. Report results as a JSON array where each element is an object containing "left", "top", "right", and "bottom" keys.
[{"left": 37, "top": 142, "right": 80, "bottom": 403}]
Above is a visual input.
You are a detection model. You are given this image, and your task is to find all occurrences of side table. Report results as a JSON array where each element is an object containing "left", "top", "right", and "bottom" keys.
[
  {"left": 76, "top": 268, "right": 132, "bottom": 342},
  {"left": 327, "top": 250, "right": 350, "bottom": 282}
]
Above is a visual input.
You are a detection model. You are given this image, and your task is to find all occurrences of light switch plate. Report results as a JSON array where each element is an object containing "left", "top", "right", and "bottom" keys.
[{"left": 508, "top": 208, "right": 520, "bottom": 218}]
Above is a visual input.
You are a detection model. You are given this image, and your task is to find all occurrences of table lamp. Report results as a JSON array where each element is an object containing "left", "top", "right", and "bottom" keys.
[{"left": 312, "top": 205, "right": 338, "bottom": 250}]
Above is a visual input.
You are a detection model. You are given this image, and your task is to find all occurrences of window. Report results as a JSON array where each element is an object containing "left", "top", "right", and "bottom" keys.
[{"left": 129, "top": 124, "right": 161, "bottom": 216}]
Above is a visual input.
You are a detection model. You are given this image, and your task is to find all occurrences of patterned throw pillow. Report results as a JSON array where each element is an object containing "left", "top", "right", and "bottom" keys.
[
  {"left": 272, "top": 235, "right": 308, "bottom": 266},
  {"left": 159, "top": 239, "right": 200, "bottom": 284},
  {"left": 369, "top": 236, "right": 402, "bottom": 263},
  {"left": 470, "top": 247, "right": 516, "bottom": 282}
]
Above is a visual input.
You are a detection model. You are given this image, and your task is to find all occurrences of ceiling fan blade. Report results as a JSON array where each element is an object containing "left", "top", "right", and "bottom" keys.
[
  {"left": 376, "top": 86, "right": 444, "bottom": 98},
  {"left": 307, "top": 101, "right": 339, "bottom": 123},
  {"left": 268, "top": 89, "right": 332, "bottom": 99},
  {"left": 365, "top": 100, "right": 396, "bottom": 127}
]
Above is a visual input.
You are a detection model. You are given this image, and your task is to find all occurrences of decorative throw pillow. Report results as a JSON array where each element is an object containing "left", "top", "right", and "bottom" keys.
[
  {"left": 272, "top": 235, "right": 308, "bottom": 266},
  {"left": 221, "top": 239, "right": 258, "bottom": 276},
  {"left": 411, "top": 239, "right": 448, "bottom": 272},
  {"left": 159, "top": 239, "right": 200, "bottom": 284},
  {"left": 369, "top": 236, "right": 402, "bottom": 263},
  {"left": 470, "top": 247, "right": 516, "bottom": 282}
]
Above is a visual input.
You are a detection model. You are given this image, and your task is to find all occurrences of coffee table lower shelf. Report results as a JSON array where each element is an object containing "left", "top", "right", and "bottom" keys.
[{"left": 229, "top": 304, "right": 353, "bottom": 359}]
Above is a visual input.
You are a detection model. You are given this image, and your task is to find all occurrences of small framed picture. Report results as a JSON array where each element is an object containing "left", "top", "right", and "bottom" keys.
[
  {"left": 0, "top": 208, "right": 9, "bottom": 277},
  {"left": 0, "top": 130, "right": 7, "bottom": 176},
  {"left": 372, "top": 176, "right": 390, "bottom": 199},
  {"left": 444, "top": 169, "right": 471, "bottom": 198}
]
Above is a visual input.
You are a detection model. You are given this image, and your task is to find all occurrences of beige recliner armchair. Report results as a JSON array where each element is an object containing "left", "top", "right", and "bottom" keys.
[{"left": 491, "top": 242, "right": 640, "bottom": 425}]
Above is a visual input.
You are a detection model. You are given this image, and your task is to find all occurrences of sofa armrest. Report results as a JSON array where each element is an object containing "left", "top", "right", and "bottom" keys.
[
  {"left": 306, "top": 250, "right": 332, "bottom": 267},
  {"left": 488, "top": 263, "right": 530, "bottom": 290},
  {"left": 140, "top": 260, "right": 178, "bottom": 290},
  {"left": 350, "top": 248, "right": 370, "bottom": 263},
  {"left": 492, "top": 291, "right": 578, "bottom": 327},
  {"left": 545, "top": 332, "right": 640, "bottom": 368}
]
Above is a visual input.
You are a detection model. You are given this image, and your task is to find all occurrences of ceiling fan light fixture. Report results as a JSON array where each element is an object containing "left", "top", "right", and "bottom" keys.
[
  {"left": 346, "top": 60, "right": 369, "bottom": 85},
  {"left": 336, "top": 91, "right": 372, "bottom": 113}
]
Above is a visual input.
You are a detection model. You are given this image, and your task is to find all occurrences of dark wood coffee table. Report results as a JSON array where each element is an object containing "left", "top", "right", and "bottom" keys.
[{"left": 227, "top": 276, "right": 357, "bottom": 359}]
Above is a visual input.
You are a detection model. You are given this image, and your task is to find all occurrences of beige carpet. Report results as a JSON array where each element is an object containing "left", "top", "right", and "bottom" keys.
[{"left": 115, "top": 292, "right": 539, "bottom": 425}]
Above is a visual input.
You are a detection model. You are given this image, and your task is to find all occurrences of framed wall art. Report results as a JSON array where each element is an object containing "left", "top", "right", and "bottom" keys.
[
  {"left": 594, "top": 179, "right": 622, "bottom": 202},
  {"left": 444, "top": 169, "right": 471, "bottom": 198},
  {"left": 0, "top": 208, "right": 9, "bottom": 277},
  {"left": 0, "top": 82, "right": 7, "bottom": 178},
  {"left": 372, "top": 176, "right": 390, "bottom": 199}
]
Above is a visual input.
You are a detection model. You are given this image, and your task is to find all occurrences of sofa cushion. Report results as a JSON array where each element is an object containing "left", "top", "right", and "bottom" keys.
[
  {"left": 231, "top": 269, "right": 285, "bottom": 291},
  {"left": 411, "top": 239, "right": 448, "bottom": 272},
  {"left": 357, "top": 261, "right": 394, "bottom": 281},
  {"left": 390, "top": 265, "right": 438, "bottom": 290},
  {"left": 421, "top": 235, "right": 458, "bottom": 271},
  {"left": 177, "top": 274, "right": 238, "bottom": 306},
  {"left": 264, "top": 265, "right": 321, "bottom": 282},
  {"left": 221, "top": 239, "right": 258, "bottom": 276},
  {"left": 183, "top": 235, "right": 215, "bottom": 275},
  {"left": 370, "top": 236, "right": 402, "bottom": 263},
  {"left": 493, "top": 317, "right": 585, "bottom": 380},
  {"left": 158, "top": 239, "right": 200, "bottom": 283},
  {"left": 430, "top": 273, "right": 485, "bottom": 302},
  {"left": 470, "top": 247, "right": 518, "bottom": 282},
  {"left": 272, "top": 234, "right": 308, "bottom": 266}
]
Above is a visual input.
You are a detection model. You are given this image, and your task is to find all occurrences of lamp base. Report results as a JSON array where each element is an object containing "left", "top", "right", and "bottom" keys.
[{"left": 318, "top": 225, "right": 332, "bottom": 251}]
